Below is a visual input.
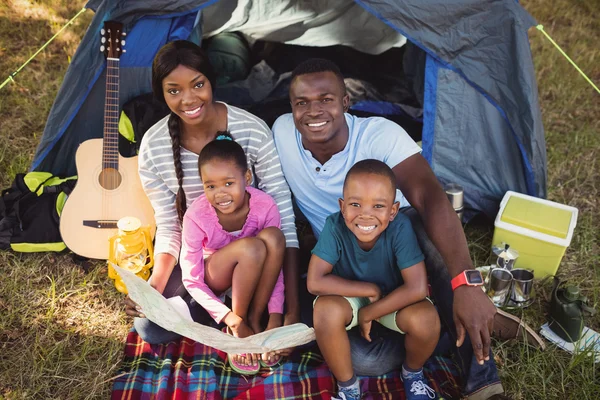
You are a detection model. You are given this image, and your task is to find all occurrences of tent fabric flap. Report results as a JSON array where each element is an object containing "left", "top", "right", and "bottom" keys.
[
  {"left": 32, "top": 0, "right": 546, "bottom": 217},
  {"left": 356, "top": 0, "right": 546, "bottom": 198}
]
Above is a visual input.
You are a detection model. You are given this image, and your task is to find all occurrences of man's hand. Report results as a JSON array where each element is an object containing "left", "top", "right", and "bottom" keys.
[
  {"left": 358, "top": 309, "right": 373, "bottom": 342},
  {"left": 124, "top": 296, "right": 145, "bottom": 318},
  {"left": 453, "top": 285, "right": 496, "bottom": 365}
]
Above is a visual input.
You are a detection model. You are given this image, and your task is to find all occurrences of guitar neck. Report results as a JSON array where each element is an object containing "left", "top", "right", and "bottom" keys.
[{"left": 102, "top": 57, "right": 120, "bottom": 170}]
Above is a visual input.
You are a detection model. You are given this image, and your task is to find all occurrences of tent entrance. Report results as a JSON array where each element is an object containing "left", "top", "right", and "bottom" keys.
[{"left": 207, "top": 36, "right": 425, "bottom": 141}]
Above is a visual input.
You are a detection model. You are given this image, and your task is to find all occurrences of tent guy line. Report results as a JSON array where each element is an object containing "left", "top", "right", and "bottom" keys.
[{"left": 0, "top": 7, "right": 88, "bottom": 91}]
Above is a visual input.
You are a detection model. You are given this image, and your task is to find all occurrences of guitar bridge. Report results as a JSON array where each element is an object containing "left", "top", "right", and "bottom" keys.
[{"left": 83, "top": 220, "right": 118, "bottom": 229}]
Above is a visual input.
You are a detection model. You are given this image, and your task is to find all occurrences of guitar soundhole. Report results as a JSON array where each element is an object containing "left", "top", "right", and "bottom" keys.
[{"left": 98, "top": 168, "right": 122, "bottom": 190}]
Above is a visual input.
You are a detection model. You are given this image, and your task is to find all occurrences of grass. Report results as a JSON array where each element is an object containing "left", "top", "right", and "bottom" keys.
[{"left": 0, "top": 0, "right": 598, "bottom": 398}]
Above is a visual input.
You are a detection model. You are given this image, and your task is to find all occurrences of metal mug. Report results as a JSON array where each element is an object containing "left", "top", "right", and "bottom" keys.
[
  {"left": 444, "top": 183, "right": 464, "bottom": 220},
  {"left": 486, "top": 268, "right": 513, "bottom": 307},
  {"left": 510, "top": 268, "right": 534, "bottom": 304}
]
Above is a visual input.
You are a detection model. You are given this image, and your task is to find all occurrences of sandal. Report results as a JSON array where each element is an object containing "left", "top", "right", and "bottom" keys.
[
  {"left": 228, "top": 353, "right": 260, "bottom": 375},
  {"left": 226, "top": 327, "right": 260, "bottom": 375},
  {"left": 259, "top": 354, "right": 282, "bottom": 368}
]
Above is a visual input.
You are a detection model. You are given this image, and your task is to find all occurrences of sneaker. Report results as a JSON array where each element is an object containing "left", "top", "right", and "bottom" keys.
[
  {"left": 332, "top": 388, "right": 361, "bottom": 400},
  {"left": 403, "top": 371, "right": 438, "bottom": 400},
  {"left": 493, "top": 308, "right": 546, "bottom": 350}
]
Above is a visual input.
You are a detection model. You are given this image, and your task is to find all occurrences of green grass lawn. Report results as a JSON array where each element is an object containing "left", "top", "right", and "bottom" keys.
[{"left": 0, "top": 0, "right": 598, "bottom": 398}]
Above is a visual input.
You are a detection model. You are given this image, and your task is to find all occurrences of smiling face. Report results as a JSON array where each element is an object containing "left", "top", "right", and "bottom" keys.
[
  {"left": 162, "top": 64, "right": 215, "bottom": 127},
  {"left": 339, "top": 172, "right": 399, "bottom": 250},
  {"left": 200, "top": 158, "right": 251, "bottom": 215},
  {"left": 290, "top": 71, "right": 350, "bottom": 148}
]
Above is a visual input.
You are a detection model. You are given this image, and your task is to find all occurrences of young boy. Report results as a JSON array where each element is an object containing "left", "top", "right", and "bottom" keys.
[{"left": 307, "top": 159, "right": 441, "bottom": 400}]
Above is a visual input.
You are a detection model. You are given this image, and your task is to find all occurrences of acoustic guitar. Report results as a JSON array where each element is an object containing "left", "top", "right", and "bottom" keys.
[{"left": 60, "top": 21, "right": 155, "bottom": 259}]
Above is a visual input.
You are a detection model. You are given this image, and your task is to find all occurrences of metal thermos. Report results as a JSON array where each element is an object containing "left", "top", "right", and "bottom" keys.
[{"left": 445, "top": 183, "right": 464, "bottom": 220}]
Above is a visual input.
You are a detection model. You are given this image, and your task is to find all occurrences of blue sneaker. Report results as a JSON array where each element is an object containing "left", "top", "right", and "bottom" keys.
[
  {"left": 402, "top": 370, "right": 438, "bottom": 399},
  {"left": 332, "top": 387, "right": 361, "bottom": 400}
]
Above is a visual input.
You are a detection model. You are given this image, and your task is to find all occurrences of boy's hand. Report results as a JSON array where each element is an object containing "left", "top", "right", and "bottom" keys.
[
  {"left": 358, "top": 309, "right": 373, "bottom": 342},
  {"left": 367, "top": 284, "right": 381, "bottom": 303}
]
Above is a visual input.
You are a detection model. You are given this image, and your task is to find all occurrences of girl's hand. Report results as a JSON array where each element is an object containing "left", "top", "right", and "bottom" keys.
[{"left": 229, "top": 319, "right": 255, "bottom": 339}]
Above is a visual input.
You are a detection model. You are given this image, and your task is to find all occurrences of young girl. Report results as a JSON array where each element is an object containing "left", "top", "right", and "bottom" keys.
[{"left": 179, "top": 133, "right": 285, "bottom": 374}]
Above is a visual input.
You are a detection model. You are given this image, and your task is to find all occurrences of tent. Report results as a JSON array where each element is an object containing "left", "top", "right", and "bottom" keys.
[{"left": 32, "top": 0, "right": 547, "bottom": 219}]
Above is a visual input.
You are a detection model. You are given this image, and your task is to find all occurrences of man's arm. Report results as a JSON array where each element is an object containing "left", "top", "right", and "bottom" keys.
[
  {"left": 393, "top": 153, "right": 496, "bottom": 365},
  {"left": 307, "top": 255, "right": 380, "bottom": 299}
]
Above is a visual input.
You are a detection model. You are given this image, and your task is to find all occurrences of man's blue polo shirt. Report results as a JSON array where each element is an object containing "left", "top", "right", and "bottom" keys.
[{"left": 272, "top": 113, "right": 421, "bottom": 237}]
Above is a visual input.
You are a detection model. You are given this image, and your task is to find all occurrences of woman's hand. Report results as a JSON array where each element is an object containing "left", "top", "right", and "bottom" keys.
[{"left": 124, "top": 296, "right": 145, "bottom": 318}]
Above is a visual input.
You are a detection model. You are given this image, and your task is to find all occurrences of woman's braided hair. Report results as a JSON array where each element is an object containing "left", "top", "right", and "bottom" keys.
[
  {"left": 167, "top": 114, "right": 187, "bottom": 222},
  {"left": 151, "top": 40, "right": 216, "bottom": 222}
]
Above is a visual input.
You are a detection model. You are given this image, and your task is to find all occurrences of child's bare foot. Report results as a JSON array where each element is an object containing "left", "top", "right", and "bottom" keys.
[
  {"left": 265, "top": 313, "right": 283, "bottom": 331},
  {"left": 229, "top": 322, "right": 258, "bottom": 366},
  {"left": 247, "top": 313, "right": 263, "bottom": 335}
]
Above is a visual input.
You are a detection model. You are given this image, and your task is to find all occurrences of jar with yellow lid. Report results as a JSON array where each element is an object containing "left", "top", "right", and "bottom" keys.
[{"left": 108, "top": 216, "right": 154, "bottom": 294}]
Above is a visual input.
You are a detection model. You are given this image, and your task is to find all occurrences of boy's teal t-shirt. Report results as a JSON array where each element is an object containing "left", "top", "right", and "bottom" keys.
[{"left": 311, "top": 212, "right": 424, "bottom": 295}]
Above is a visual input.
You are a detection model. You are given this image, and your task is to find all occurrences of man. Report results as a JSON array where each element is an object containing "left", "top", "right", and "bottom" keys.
[{"left": 273, "top": 58, "right": 506, "bottom": 399}]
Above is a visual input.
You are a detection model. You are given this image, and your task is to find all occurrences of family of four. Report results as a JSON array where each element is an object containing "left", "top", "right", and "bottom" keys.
[{"left": 124, "top": 40, "right": 506, "bottom": 400}]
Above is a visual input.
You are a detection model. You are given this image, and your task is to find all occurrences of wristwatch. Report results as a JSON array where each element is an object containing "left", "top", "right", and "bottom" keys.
[{"left": 451, "top": 269, "right": 484, "bottom": 290}]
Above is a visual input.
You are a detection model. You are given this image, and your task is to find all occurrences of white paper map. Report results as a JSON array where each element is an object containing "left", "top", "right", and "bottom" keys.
[
  {"left": 114, "top": 265, "right": 316, "bottom": 353},
  {"left": 540, "top": 322, "right": 600, "bottom": 363}
]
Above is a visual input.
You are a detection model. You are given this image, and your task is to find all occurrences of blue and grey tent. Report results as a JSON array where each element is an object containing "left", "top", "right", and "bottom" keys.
[{"left": 32, "top": 0, "right": 546, "bottom": 218}]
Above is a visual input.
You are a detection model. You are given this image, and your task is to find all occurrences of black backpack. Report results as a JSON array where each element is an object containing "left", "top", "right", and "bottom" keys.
[{"left": 0, "top": 172, "right": 76, "bottom": 252}]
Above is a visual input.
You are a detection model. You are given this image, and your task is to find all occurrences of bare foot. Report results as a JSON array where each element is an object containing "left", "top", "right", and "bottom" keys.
[
  {"left": 229, "top": 322, "right": 256, "bottom": 365},
  {"left": 247, "top": 314, "right": 263, "bottom": 335},
  {"left": 265, "top": 313, "right": 283, "bottom": 331}
]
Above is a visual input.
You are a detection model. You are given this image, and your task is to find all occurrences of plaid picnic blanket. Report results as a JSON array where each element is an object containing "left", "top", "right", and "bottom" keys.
[{"left": 112, "top": 331, "right": 462, "bottom": 399}]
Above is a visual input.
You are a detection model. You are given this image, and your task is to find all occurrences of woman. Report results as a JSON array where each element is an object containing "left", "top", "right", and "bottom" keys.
[{"left": 126, "top": 40, "right": 299, "bottom": 344}]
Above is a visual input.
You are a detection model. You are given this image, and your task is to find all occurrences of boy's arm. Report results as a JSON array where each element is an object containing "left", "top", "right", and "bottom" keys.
[
  {"left": 307, "top": 255, "right": 380, "bottom": 299},
  {"left": 358, "top": 261, "right": 428, "bottom": 323}
]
